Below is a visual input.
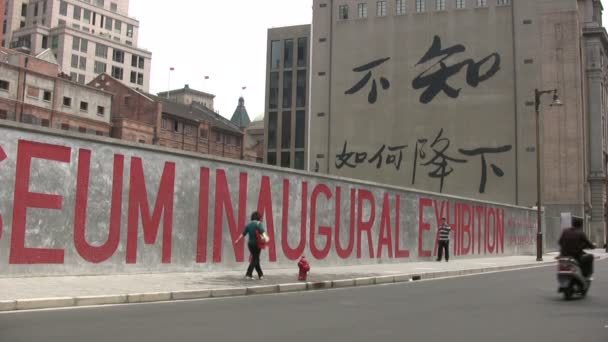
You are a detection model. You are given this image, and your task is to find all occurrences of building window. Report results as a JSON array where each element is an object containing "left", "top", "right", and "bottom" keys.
[
  {"left": 161, "top": 118, "right": 169, "bottom": 129},
  {"left": 79, "top": 56, "right": 87, "bottom": 70},
  {"left": 96, "top": 0, "right": 105, "bottom": 7},
  {"left": 497, "top": 0, "right": 510, "bottom": 5},
  {"left": 200, "top": 127, "right": 208, "bottom": 139},
  {"left": 127, "top": 24, "right": 134, "bottom": 38},
  {"left": 477, "top": 0, "right": 487, "bottom": 7},
  {"left": 78, "top": 74, "right": 85, "bottom": 84},
  {"left": 267, "top": 152, "right": 276, "bottom": 166},
  {"left": 0, "top": 80, "right": 9, "bottom": 91},
  {"left": 296, "top": 70, "right": 307, "bottom": 108},
  {"left": 282, "top": 71, "right": 292, "bottom": 108},
  {"left": 436, "top": 0, "right": 445, "bottom": 10},
  {"left": 281, "top": 152, "right": 291, "bottom": 168},
  {"left": 295, "top": 151, "right": 305, "bottom": 170},
  {"left": 357, "top": 3, "right": 368, "bottom": 18},
  {"left": 51, "top": 35, "right": 59, "bottom": 49},
  {"left": 111, "top": 66, "right": 123, "bottom": 79},
  {"left": 137, "top": 73, "right": 144, "bottom": 86},
  {"left": 0, "top": 110, "right": 7, "bottom": 120},
  {"left": 416, "top": 0, "right": 426, "bottom": 12},
  {"left": 111, "top": 2, "right": 118, "bottom": 12},
  {"left": 284, "top": 39, "right": 294, "bottom": 69},
  {"left": 112, "top": 49, "right": 124, "bottom": 63},
  {"left": 61, "top": 123, "right": 69, "bottom": 130},
  {"left": 97, "top": 106, "right": 105, "bottom": 116},
  {"left": 43, "top": 90, "right": 52, "bottom": 102},
  {"left": 80, "top": 101, "right": 89, "bottom": 112},
  {"left": 268, "top": 112, "right": 277, "bottom": 149},
  {"left": 21, "top": 4, "right": 27, "bottom": 17},
  {"left": 73, "top": 6, "right": 81, "bottom": 20},
  {"left": 73, "top": 37, "right": 88, "bottom": 52},
  {"left": 59, "top": 1, "right": 68, "bottom": 15},
  {"left": 270, "top": 40, "right": 281, "bottom": 70},
  {"left": 295, "top": 110, "right": 305, "bottom": 149},
  {"left": 215, "top": 132, "right": 222, "bottom": 142},
  {"left": 63, "top": 97, "right": 72, "bottom": 107},
  {"left": 282, "top": 111, "right": 291, "bottom": 149},
  {"left": 114, "top": 20, "right": 121, "bottom": 34},
  {"left": 79, "top": 127, "right": 86, "bottom": 133},
  {"left": 297, "top": 37, "right": 307, "bottom": 67},
  {"left": 339, "top": 5, "right": 349, "bottom": 19},
  {"left": 83, "top": 9, "right": 91, "bottom": 24},
  {"left": 96, "top": 44, "right": 108, "bottom": 58},
  {"left": 105, "top": 17, "right": 113, "bottom": 30},
  {"left": 456, "top": 0, "right": 465, "bottom": 9},
  {"left": 131, "top": 55, "right": 144, "bottom": 69},
  {"left": 174, "top": 121, "right": 183, "bottom": 133},
  {"left": 41, "top": 119, "right": 50, "bottom": 127},
  {"left": 94, "top": 61, "right": 107, "bottom": 74},
  {"left": 377, "top": 1, "right": 387, "bottom": 16},
  {"left": 269, "top": 72, "right": 279, "bottom": 109},
  {"left": 130, "top": 71, "right": 137, "bottom": 83}
]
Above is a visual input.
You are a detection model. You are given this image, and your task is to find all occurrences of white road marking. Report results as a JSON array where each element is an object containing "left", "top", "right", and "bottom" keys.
[{"left": 414, "top": 268, "right": 436, "bottom": 270}]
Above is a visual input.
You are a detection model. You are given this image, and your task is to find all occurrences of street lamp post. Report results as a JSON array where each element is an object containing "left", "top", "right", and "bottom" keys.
[{"left": 534, "top": 88, "right": 562, "bottom": 262}]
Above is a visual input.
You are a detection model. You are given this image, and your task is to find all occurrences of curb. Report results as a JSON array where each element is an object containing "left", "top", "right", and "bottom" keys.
[{"left": 3, "top": 257, "right": 605, "bottom": 313}]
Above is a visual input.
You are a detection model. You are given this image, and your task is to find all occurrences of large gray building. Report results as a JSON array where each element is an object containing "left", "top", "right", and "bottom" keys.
[
  {"left": 267, "top": 0, "right": 608, "bottom": 245},
  {"left": 264, "top": 24, "right": 310, "bottom": 170},
  {"left": 3, "top": 0, "right": 152, "bottom": 91}
]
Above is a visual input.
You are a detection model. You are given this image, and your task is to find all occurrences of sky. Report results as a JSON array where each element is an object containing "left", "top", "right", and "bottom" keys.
[{"left": 128, "top": 0, "right": 313, "bottom": 121}]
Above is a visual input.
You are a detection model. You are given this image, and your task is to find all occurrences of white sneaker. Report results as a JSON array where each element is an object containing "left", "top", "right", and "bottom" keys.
[
  {"left": 258, "top": 276, "right": 264, "bottom": 280},
  {"left": 244, "top": 276, "right": 253, "bottom": 280}
]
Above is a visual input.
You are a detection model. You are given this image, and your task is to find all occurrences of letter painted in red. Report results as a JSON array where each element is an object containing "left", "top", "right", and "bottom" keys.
[
  {"left": 336, "top": 189, "right": 356, "bottom": 259},
  {"left": 282, "top": 180, "right": 307, "bottom": 260},
  {"left": 10, "top": 140, "right": 71, "bottom": 264},
  {"left": 377, "top": 193, "right": 394, "bottom": 258},
  {"left": 418, "top": 198, "right": 433, "bottom": 258},
  {"left": 394, "top": 195, "right": 410, "bottom": 258},
  {"left": 212, "top": 170, "right": 247, "bottom": 263},
  {"left": 357, "top": 189, "right": 376, "bottom": 259},
  {"left": 196, "top": 167, "right": 210, "bottom": 263},
  {"left": 74, "top": 150, "right": 123, "bottom": 263},
  {"left": 126, "top": 158, "right": 176, "bottom": 264},
  {"left": 310, "top": 184, "right": 333, "bottom": 260}
]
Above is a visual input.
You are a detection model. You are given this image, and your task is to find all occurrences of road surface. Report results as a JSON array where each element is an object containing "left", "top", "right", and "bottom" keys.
[{"left": 1, "top": 260, "right": 606, "bottom": 342}]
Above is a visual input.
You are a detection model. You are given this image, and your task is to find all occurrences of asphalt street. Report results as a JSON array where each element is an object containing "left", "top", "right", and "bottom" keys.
[{"left": 1, "top": 260, "right": 607, "bottom": 342}]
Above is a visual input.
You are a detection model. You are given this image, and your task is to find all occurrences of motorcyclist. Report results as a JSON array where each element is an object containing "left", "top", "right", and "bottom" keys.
[{"left": 558, "top": 217, "right": 595, "bottom": 278}]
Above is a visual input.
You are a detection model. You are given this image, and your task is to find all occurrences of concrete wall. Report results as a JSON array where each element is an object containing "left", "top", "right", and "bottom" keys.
[{"left": 0, "top": 121, "right": 540, "bottom": 277}]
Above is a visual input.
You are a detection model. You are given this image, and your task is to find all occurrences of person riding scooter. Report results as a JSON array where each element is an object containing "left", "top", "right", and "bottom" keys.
[{"left": 558, "top": 217, "right": 595, "bottom": 278}]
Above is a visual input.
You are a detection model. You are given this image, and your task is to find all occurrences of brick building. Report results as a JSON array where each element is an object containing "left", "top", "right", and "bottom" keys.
[
  {"left": 0, "top": 47, "right": 112, "bottom": 135},
  {"left": 90, "top": 73, "right": 244, "bottom": 160}
]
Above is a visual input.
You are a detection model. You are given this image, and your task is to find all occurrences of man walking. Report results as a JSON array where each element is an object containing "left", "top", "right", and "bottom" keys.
[{"left": 436, "top": 218, "right": 451, "bottom": 262}]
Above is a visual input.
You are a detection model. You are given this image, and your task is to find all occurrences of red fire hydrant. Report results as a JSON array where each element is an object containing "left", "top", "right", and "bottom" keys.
[{"left": 298, "top": 256, "right": 310, "bottom": 281}]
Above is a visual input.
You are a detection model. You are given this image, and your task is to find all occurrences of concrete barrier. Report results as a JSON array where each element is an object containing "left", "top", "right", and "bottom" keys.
[
  {"left": 332, "top": 279, "right": 356, "bottom": 288},
  {"left": 0, "top": 300, "right": 16, "bottom": 311},
  {"left": 75, "top": 295, "right": 127, "bottom": 306},
  {"left": 279, "top": 283, "right": 307, "bottom": 292},
  {"left": 127, "top": 292, "right": 172, "bottom": 303},
  {"left": 211, "top": 288, "right": 247, "bottom": 298},
  {"left": 16, "top": 297, "right": 75, "bottom": 310},
  {"left": 0, "top": 122, "right": 539, "bottom": 277},
  {"left": 171, "top": 290, "right": 212, "bottom": 301}
]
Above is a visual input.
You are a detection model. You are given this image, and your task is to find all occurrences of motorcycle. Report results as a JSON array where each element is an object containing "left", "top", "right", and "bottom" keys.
[{"left": 556, "top": 256, "right": 591, "bottom": 300}]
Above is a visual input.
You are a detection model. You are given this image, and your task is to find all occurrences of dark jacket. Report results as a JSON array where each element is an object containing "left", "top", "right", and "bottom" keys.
[{"left": 558, "top": 227, "right": 594, "bottom": 258}]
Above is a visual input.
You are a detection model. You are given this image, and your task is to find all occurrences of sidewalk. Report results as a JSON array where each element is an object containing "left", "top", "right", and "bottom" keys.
[{"left": 1, "top": 250, "right": 606, "bottom": 311}]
